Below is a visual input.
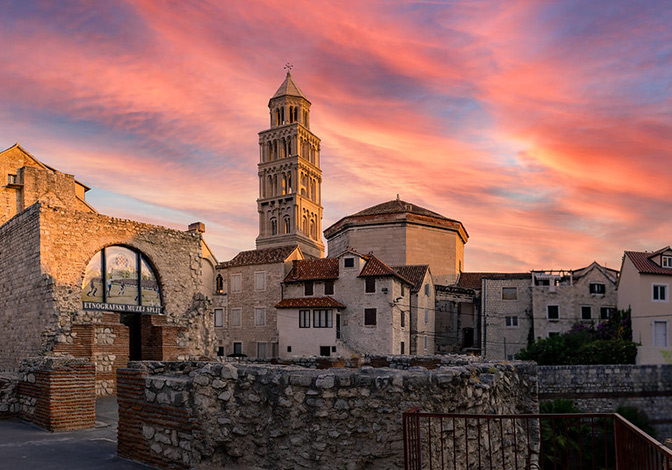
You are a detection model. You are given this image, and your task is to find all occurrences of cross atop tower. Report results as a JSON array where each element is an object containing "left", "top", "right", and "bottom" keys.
[{"left": 284, "top": 62, "right": 293, "bottom": 73}]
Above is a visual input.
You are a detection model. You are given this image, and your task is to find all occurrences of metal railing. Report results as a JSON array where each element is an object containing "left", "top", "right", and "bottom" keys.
[{"left": 403, "top": 408, "right": 672, "bottom": 469}]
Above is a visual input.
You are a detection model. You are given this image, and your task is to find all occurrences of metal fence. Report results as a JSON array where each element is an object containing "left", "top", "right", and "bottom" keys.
[{"left": 403, "top": 408, "right": 672, "bottom": 470}]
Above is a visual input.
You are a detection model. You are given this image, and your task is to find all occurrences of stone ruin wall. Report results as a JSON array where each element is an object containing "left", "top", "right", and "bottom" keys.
[
  {"left": 117, "top": 357, "right": 538, "bottom": 470},
  {"left": 539, "top": 364, "right": 672, "bottom": 439}
]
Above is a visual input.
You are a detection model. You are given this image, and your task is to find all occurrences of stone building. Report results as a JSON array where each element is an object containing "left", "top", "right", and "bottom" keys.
[
  {"left": 0, "top": 144, "right": 217, "bottom": 395},
  {"left": 276, "top": 251, "right": 417, "bottom": 357},
  {"left": 324, "top": 197, "right": 468, "bottom": 285},
  {"left": 477, "top": 262, "right": 618, "bottom": 361},
  {"left": 215, "top": 245, "right": 303, "bottom": 358},
  {"left": 618, "top": 247, "right": 672, "bottom": 364}
]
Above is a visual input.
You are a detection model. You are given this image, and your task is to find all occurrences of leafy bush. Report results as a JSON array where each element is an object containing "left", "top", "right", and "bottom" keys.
[{"left": 515, "top": 309, "right": 637, "bottom": 365}]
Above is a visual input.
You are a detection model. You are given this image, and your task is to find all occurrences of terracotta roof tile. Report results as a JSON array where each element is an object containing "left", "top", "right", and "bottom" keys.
[
  {"left": 220, "top": 245, "right": 299, "bottom": 268},
  {"left": 359, "top": 255, "right": 413, "bottom": 285},
  {"left": 392, "top": 265, "right": 429, "bottom": 291},
  {"left": 457, "top": 272, "right": 530, "bottom": 289},
  {"left": 351, "top": 198, "right": 448, "bottom": 220},
  {"left": 276, "top": 297, "right": 346, "bottom": 309},
  {"left": 285, "top": 258, "right": 339, "bottom": 282},
  {"left": 625, "top": 251, "right": 672, "bottom": 275}
]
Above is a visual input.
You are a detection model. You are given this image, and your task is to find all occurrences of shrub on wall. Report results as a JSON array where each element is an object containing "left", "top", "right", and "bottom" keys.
[{"left": 516, "top": 309, "right": 637, "bottom": 365}]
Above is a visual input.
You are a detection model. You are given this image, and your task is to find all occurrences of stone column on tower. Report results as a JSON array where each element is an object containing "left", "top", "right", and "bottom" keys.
[{"left": 255, "top": 71, "right": 325, "bottom": 258}]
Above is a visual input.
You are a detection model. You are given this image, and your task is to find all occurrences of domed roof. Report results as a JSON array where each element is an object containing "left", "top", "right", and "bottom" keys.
[{"left": 351, "top": 198, "right": 449, "bottom": 220}]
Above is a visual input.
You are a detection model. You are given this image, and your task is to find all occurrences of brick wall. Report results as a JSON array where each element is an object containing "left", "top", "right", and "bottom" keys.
[
  {"left": 117, "top": 357, "right": 538, "bottom": 469},
  {"left": 539, "top": 364, "right": 672, "bottom": 439},
  {"left": 17, "top": 357, "right": 95, "bottom": 431}
]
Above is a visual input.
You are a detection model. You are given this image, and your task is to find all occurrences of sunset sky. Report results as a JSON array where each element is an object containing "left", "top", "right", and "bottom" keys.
[{"left": 1, "top": 1, "right": 670, "bottom": 272}]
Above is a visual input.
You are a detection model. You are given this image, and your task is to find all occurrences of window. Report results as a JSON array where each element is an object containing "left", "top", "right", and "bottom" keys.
[
  {"left": 400, "top": 342, "right": 405, "bottom": 354},
  {"left": 324, "top": 280, "right": 334, "bottom": 295},
  {"left": 424, "top": 308, "right": 429, "bottom": 323},
  {"left": 548, "top": 332, "right": 560, "bottom": 338},
  {"left": 365, "top": 278, "right": 376, "bottom": 293},
  {"left": 287, "top": 346, "right": 292, "bottom": 353},
  {"left": 401, "top": 285, "right": 405, "bottom": 297},
  {"left": 364, "top": 308, "right": 377, "bottom": 326},
  {"left": 271, "top": 218, "right": 277, "bottom": 235},
  {"left": 653, "top": 321, "right": 668, "bottom": 347},
  {"left": 217, "top": 346, "right": 224, "bottom": 357},
  {"left": 257, "top": 342, "right": 268, "bottom": 359},
  {"left": 581, "top": 306, "right": 592, "bottom": 320},
  {"left": 214, "top": 309, "right": 223, "bottom": 327},
  {"left": 231, "top": 308, "right": 242, "bottom": 327},
  {"left": 505, "top": 316, "right": 518, "bottom": 327},
  {"left": 231, "top": 274, "right": 242, "bottom": 293},
  {"left": 255, "top": 307, "right": 266, "bottom": 326},
  {"left": 502, "top": 287, "right": 518, "bottom": 301},
  {"left": 424, "top": 284, "right": 430, "bottom": 296},
  {"left": 424, "top": 335, "right": 428, "bottom": 350},
  {"left": 283, "top": 217, "right": 291, "bottom": 234},
  {"left": 299, "top": 310, "right": 310, "bottom": 328},
  {"left": 344, "top": 258, "right": 355, "bottom": 268},
  {"left": 233, "top": 342, "right": 243, "bottom": 355},
  {"left": 7, "top": 174, "right": 16, "bottom": 185},
  {"left": 254, "top": 272, "right": 266, "bottom": 291},
  {"left": 304, "top": 281, "right": 314, "bottom": 296},
  {"left": 547, "top": 305, "right": 559, "bottom": 320},
  {"left": 320, "top": 346, "right": 331, "bottom": 357},
  {"left": 653, "top": 284, "right": 668, "bottom": 301},
  {"left": 313, "top": 309, "right": 333, "bottom": 328},
  {"left": 401, "top": 310, "right": 405, "bottom": 328},
  {"left": 81, "top": 245, "right": 161, "bottom": 309},
  {"left": 601, "top": 307, "right": 615, "bottom": 320},
  {"left": 589, "top": 283, "right": 606, "bottom": 295},
  {"left": 215, "top": 275, "right": 224, "bottom": 294},
  {"left": 663, "top": 256, "right": 672, "bottom": 268}
]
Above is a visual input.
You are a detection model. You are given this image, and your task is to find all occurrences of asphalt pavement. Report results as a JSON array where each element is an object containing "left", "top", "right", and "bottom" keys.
[{"left": 0, "top": 397, "right": 154, "bottom": 470}]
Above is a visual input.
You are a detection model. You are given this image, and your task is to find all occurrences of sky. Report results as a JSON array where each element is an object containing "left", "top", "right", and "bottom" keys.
[{"left": 0, "top": 0, "right": 670, "bottom": 272}]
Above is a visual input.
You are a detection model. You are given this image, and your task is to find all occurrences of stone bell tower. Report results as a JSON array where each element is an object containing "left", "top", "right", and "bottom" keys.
[{"left": 255, "top": 70, "right": 324, "bottom": 258}]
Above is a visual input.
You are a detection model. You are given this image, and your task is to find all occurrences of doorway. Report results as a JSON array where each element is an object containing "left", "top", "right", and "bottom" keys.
[{"left": 120, "top": 313, "right": 142, "bottom": 360}]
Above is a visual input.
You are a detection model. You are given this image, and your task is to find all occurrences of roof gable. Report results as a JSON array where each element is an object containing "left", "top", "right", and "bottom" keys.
[
  {"left": 220, "top": 245, "right": 302, "bottom": 268},
  {"left": 359, "top": 255, "right": 413, "bottom": 285},
  {"left": 392, "top": 265, "right": 430, "bottom": 292},
  {"left": 624, "top": 250, "right": 672, "bottom": 276}
]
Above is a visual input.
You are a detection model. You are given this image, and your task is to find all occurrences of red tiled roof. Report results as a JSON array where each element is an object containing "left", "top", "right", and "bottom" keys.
[
  {"left": 625, "top": 251, "right": 672, "bottom": 275},
  {"left": 285, "top": 258, "right": 339, "bottom": 282},
  {"left": 457, "top": 272, "right": 530, "bottom": 289},
  {"left": 275, "top": 297, "right": 346, "bottom": 309},
  {"left": 392, "top": 265, "right": 429, "bottom": 291},
  {"left": 220, "top": 245, "right": 299, "bottom": 268},
  {"left": 359, "top": 255, "right": 413, "bottom": 285},
  {"left": 351, "top": 199, "right": 450, "bottom": 220}
]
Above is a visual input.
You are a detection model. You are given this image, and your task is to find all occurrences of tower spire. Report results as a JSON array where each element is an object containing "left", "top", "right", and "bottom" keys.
[{"left": 255, "top": 72, "right": 324, "bottom": 258}]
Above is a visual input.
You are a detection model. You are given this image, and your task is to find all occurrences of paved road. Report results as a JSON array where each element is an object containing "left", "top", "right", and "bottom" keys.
[{"left": 0, "top": 397, "right": 153, "bottom": 470}]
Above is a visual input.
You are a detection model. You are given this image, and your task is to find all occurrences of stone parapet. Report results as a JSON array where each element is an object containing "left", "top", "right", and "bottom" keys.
[
  {"left": 117, "top": 357, "right": 537, "bottom": 469},
  {"left": 539, "top": 364, "right": 672, "bottom": 438}
]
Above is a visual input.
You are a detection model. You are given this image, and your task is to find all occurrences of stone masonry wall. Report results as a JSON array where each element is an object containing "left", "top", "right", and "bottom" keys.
[
  {"left": 539, "top": 364, "right": 672, "bottom": 439},
  {"left": 16, "top": 357, "right": 96, "bottom": 431},
  {"left": 0, "top": 372, "right": 19, "bottom": 418},
  {"left": 0, "top": 204, "right": 54, "bottom": 370},
  {"left": 118, "top": 357, "right": 538, "bottom": 470}
]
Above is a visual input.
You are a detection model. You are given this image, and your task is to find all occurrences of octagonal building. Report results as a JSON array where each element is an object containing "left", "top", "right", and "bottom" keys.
[{"left": 324, "top": 197, "right": 468, "bottom": 285}]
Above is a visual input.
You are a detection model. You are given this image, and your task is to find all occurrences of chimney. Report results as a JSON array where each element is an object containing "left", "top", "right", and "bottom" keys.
[{"left": 188, "top": 222, "right": 205, "bottom": 233}]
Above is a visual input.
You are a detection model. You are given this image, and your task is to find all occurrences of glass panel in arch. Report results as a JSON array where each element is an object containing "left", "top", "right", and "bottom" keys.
[
  {"left": 140, "top": 256, "right": 161, "bottom": 306},
  {"left": 105, "top": 246, "right": 139, "bottom": 305},
  {"left": 81, "top": 251, "right": 103, "bottom": 302}
]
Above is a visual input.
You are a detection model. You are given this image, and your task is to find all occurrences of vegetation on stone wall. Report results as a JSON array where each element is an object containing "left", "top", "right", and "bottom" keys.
[{"left": 516, "top": 309, "right": 637, "bottom": 365}]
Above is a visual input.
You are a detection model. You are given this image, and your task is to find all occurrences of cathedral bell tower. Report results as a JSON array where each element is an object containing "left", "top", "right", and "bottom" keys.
[{"left": 255, "top": 70, "right": 325, "bottom": 258}]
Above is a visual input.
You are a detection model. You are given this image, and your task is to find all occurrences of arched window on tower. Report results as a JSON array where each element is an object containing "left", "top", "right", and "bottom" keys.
[
  {"left": 268, "top": 141, "right": 274, "bottom": 161},
  {"left": 281, "top": 107, "right": 285, "bottom": 125},
  {"left": 303, "top": 216, "right": 308, "bottom": 235},
  {"left": 282, "top": 174, "right": 287, "bottom": 195},
  {"left": 293, "top": 107, "right": 298, "bottom": 123},
  {"left": 284, "top": 216, "right": 291, "bottom": 234},
  {"left": 216, "top": 275, "right": 224, "bottom": 294},
  {"left": 310, "top": 220, "right": 316, "bottom": 240},
  {"left": 310, "top": 179, "right": 316, "bottom": 201},
  {"left": 270, "top": 218, "right": 278, "bottom": 235},
  {"left": 287, "top": 172, "right": 292, "bottom": 194}
]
